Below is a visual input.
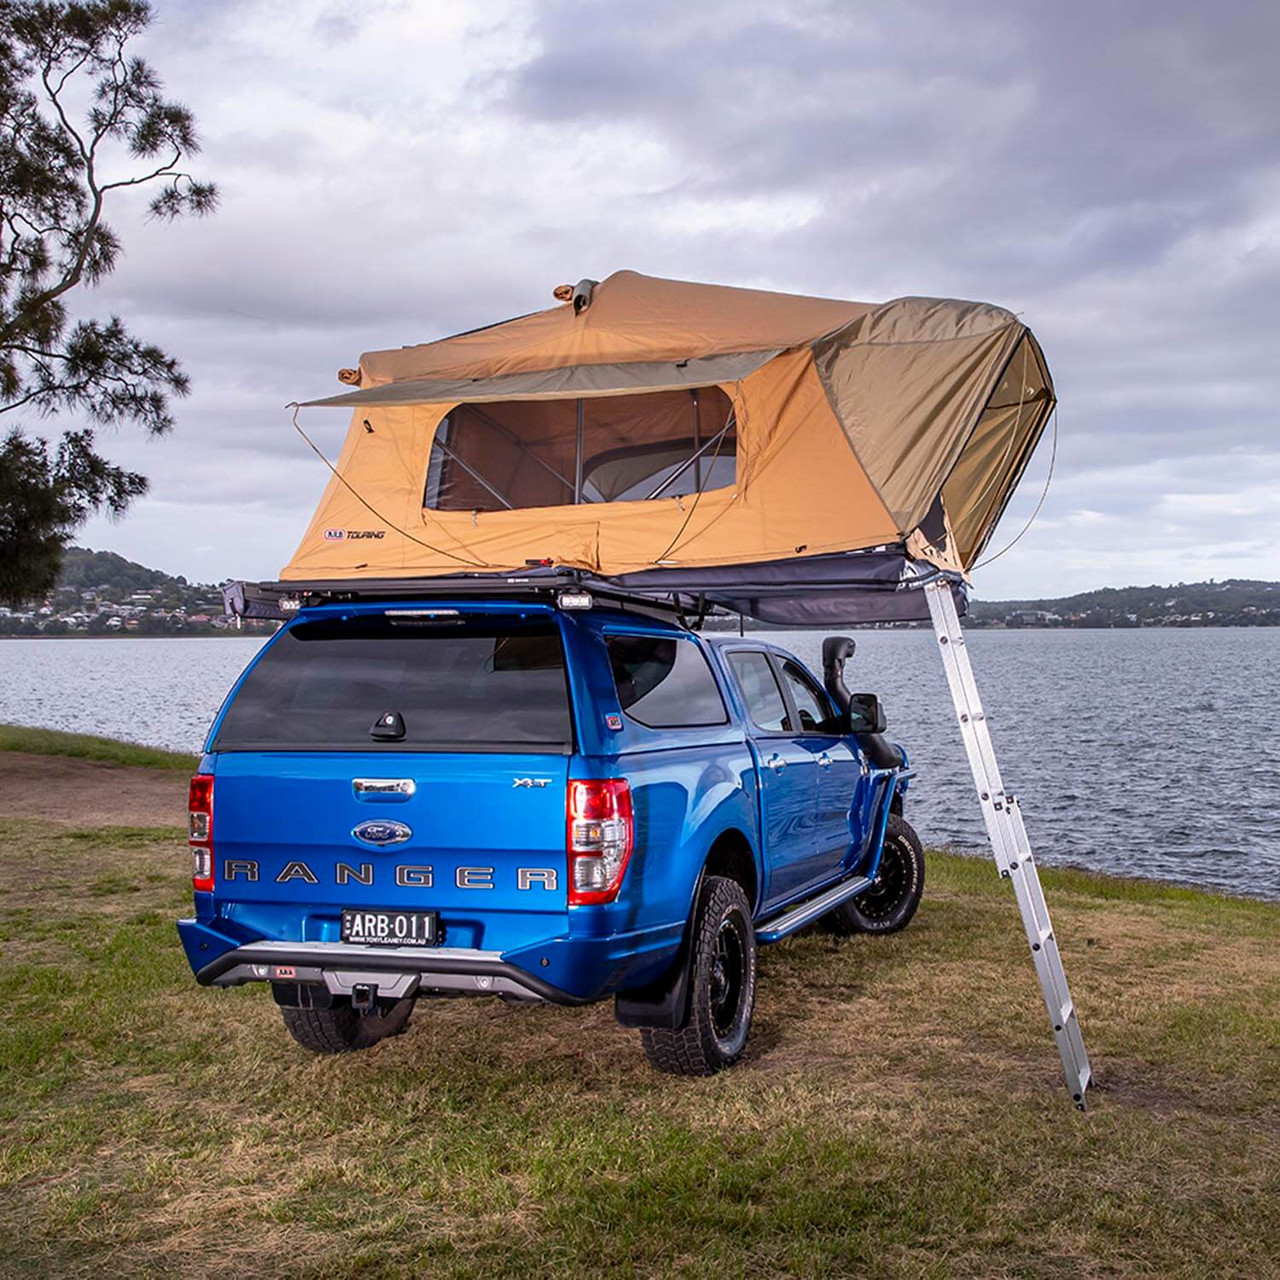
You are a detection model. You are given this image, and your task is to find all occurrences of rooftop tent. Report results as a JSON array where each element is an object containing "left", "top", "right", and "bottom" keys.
[{"left": 282, "top": 271, "right": 1055, "bottom": 624}]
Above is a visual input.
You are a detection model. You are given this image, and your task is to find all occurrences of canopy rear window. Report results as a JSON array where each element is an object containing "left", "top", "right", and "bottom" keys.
[
  {"left": 423, "top": 387, "right": 736, "bottom": 512},
  {"left": 214, "top": 617, "right": 573, "bottom": 753}
]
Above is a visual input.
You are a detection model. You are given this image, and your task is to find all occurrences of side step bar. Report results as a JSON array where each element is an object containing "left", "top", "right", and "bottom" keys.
[{"left": 756, "top": 874, "right": 872, "bottom": 943}]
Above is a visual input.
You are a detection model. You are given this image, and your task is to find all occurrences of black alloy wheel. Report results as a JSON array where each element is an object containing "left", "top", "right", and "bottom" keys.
[
  {"left": 640, "top": 875, "right": 757, "bottom": 1075},
  {"left": 826, "top": 812, "right": 925, "bottom": 936},
  {"left": 709, "top": 915, "right": 748, "bottom": 1041}
]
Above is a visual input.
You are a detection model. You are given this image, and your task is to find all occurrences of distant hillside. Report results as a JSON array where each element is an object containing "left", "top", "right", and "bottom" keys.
[
  {"left": 54, "top": 548, "right": 224, "bottom": 608},
  {"left": 968, "top": 579, "right": 1280, "bottom": 627},
  {"left": 56, "top": 548, "right": 208, "bottom": 599},
  {"left": 0, "top": 549, "right": 262, "bottom": 637}
]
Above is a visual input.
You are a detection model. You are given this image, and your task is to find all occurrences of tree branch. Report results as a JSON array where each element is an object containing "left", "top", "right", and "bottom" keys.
[{"left": 99, "top": 150, "right": 181, "bottom": 192}]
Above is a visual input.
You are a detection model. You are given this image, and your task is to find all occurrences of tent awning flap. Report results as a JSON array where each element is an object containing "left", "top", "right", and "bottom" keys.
[{"left": 300, "top": 350, "right": 781, "bottom": 408}]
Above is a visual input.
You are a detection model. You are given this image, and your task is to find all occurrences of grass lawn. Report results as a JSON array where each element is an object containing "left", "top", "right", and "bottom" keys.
[
  {"left": 0, "top": 723, "right": 199, "bottom": 772},
  {"left": 0, "top": 815, "right": 1276, "bottom": 1277}
]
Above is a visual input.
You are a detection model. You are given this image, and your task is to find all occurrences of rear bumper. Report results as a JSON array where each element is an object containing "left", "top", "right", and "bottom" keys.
[{"left": 193, "top": 936, "right": 594, "bottom": 1005}]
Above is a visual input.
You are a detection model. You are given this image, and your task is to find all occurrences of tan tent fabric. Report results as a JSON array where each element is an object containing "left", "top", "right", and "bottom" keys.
[
  {"left": 281, "top": 271, "right": 1054, "bottom": 584},
  {"left": 812, "top": 298, "right": 1024, "bottom": 530},
  {"left": 357, "top": 271, "right": 866, "bottom": 386},
  {"left": 941, "top": 332, "right": 1053, "bottom": 566}
]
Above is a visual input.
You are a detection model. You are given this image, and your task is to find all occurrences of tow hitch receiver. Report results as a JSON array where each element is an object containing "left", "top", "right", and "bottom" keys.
[{"left": 351, "top": 983, "right": 378, "bottom": 1013}]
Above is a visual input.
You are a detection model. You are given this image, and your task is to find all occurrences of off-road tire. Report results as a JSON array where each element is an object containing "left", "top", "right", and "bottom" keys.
[
  {"left": 827, "top": 813, "right": 924, "bottom": 936},
  {"left": 640, "top": 875, "right": 756, "bottom": 1076},
  {"left": 280, "top": 997, "right": 414, "bottom": 1054}
]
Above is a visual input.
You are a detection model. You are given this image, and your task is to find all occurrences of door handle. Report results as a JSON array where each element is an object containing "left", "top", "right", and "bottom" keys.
[
  {"left": 352, "top": 778, "right": 416, "bottom": 802},
  {"left": 767, "top": 753, "right": 788, "bottom": 771},
  {"left": 818, "top": 754, "right": 834, "bottom": 768}
]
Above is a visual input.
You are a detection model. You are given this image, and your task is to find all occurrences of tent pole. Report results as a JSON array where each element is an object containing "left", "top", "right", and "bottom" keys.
[
  {"left": 574, "top": 400, "right": 585, "bottom": 503},
  {"left": 467, "top": 404, "right": 575, "bottom": 494},
  {"left": 924, "top": 578, "right": 1092, "bottom": 1109},
  {"left": 692, "top": 389, "right": 701, "bottom": 490},
  {"left": 430, "top": 438, "right": 514, "bottom": 510}
]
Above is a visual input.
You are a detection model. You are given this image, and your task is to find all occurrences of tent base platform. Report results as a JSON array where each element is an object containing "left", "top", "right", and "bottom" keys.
[{"left": 224, "top": 548, "right": 967, "bottom": 627}]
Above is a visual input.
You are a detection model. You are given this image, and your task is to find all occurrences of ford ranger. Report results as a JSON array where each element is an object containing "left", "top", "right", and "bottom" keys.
[{"left": 177, "top": 591, "right": 922, "bottom": 1074}]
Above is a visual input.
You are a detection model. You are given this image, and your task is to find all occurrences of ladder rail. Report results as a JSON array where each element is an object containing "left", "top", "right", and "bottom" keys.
[{"left": 925, "top": 580, "right": 1092, "bottom": 1108}]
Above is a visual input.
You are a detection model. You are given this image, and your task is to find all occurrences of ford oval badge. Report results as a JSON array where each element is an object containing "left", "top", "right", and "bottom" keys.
[{"left": 352, "top": 819, "right": 412, "bottom": 847}]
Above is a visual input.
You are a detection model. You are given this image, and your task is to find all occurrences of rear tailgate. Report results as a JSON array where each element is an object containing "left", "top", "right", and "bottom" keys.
[
  {"left": 204, "top": 606, "right": 574, "bottom": 954},
  {"left": 210, "top": 751, "right": 568, "bottom": 953}
]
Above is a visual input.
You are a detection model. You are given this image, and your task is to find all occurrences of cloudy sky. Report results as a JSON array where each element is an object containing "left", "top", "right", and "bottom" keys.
[{"left": 52, "top": 0, "right": 1280, "bottom": 599}]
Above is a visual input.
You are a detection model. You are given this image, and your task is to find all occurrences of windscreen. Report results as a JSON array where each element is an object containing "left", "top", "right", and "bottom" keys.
[{"left": 213, "top": 617, "right": 573, "bottom": 753}]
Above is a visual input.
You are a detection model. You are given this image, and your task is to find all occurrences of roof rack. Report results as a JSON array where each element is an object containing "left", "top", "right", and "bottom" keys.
[{"left": 222, "top": 573, "right": 712, "bottom": 627}]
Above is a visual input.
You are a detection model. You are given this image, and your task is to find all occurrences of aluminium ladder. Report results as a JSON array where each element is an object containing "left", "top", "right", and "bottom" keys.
[{"left": 925, "top": 579, "right": 1092, "bottom": 1109}]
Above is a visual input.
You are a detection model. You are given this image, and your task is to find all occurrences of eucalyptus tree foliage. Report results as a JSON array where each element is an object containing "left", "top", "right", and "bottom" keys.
[{"left": 0, "top": 0, "right": 216, "bottom": 605}]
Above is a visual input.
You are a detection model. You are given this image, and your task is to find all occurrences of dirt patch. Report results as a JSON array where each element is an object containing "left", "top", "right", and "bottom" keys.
[{"left": 0, "top": 752, "right": 187, "bottom": 828}]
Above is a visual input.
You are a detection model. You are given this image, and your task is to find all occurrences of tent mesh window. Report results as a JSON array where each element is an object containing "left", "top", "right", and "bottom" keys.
[{"left": 422, "top": 387, "right": 736, "bottom": 512}]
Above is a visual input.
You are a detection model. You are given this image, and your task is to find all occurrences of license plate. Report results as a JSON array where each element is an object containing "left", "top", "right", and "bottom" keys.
[{"left": 341, "top": 908, "right": 439, "bottom": 947}]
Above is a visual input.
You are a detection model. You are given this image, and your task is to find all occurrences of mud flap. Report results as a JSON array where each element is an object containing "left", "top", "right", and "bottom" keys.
[{"left": 613, "top": 906, "right": 697, "bottom": 1030}]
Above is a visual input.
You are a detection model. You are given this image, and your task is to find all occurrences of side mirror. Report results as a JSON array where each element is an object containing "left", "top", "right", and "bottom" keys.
[{"left": 846, "top": 692, "right": 886, "bottom": 735}]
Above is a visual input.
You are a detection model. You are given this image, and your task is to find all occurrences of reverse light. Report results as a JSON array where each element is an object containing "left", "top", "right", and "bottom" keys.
[
  {"left": 188, "top": 774, "right": 215, "bottom": 893},
  {"left": 567, "top": 779, "right": 634, "bottom": 905}
]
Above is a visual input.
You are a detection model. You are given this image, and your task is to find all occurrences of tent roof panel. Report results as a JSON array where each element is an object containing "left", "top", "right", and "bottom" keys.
[{"left": 356, "top": 270, "right": 868, "bottom": 386}]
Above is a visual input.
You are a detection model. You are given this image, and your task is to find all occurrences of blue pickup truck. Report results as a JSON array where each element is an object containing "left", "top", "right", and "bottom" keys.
[{"left": 178, "top": 592, "right": 922, "bottom": 1074}]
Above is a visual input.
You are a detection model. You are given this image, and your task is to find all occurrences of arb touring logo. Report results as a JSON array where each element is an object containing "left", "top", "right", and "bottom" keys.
[{"left": 324, "top": 528, "right": 385, "bottom": 541}]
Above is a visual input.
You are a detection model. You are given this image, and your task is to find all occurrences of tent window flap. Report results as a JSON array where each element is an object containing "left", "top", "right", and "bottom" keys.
[{"left": 422, "top": 387, "right": 737, "bottom": 512}]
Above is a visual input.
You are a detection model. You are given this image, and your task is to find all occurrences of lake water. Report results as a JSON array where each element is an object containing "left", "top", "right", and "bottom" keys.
[{"left": 1, "top": 629, "right": 1277, "bottom": 899}]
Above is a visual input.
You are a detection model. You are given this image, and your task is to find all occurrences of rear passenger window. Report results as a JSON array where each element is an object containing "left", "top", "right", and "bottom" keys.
[
  {"left": 727, "top": 652, "right": 792, "bottom": 733},
  {"left": 605, "top": 634, "right": 727, "bottom": 729}
]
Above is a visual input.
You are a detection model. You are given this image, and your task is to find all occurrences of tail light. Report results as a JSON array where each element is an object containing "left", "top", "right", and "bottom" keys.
[
  {"left": 567, "top": 779, "right": 633, "bottom": 905},
  {"left": 188, "top": 774, "right": 215, "bottom": 893}
]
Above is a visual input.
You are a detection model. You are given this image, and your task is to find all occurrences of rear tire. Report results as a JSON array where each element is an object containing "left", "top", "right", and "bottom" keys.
[
  {"left": 827, "top": 813, "right": 924, "bottom": 936},
  {"left": 640, "top": 875, "right": 756, "bottom": 1076},
  {"left": 280, "top": 997, "right": 414, "bottom": 1054}
]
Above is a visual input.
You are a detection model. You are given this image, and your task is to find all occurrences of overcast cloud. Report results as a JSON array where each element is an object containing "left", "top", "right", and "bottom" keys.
[{"left": 45, "top": 0, "right": 1280, "bottom": 598}]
